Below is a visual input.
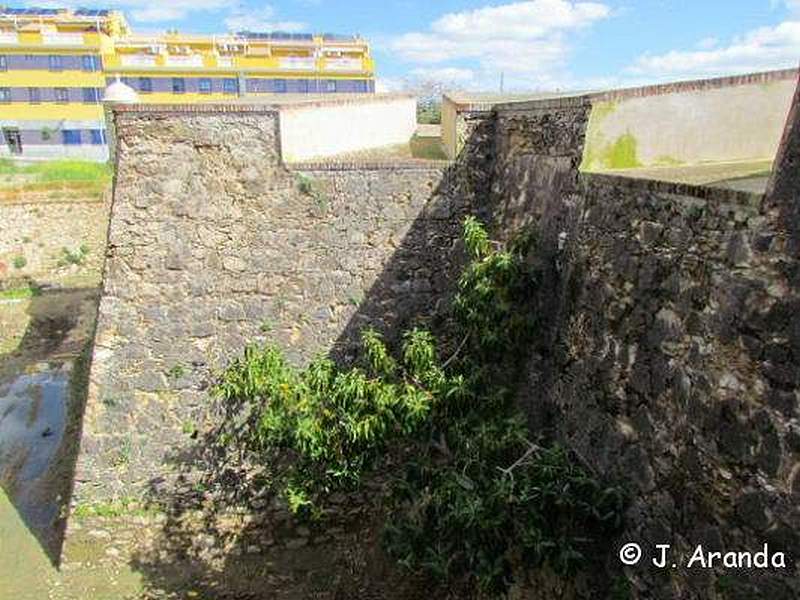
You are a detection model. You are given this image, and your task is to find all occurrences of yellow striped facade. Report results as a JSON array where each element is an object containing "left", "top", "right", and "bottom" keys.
[{"left": 0, "top": 7, "right": 375, "bottom": 160}]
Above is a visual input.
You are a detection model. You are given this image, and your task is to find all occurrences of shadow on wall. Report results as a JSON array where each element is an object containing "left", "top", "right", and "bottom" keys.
[
  {"left": 99, "top": 75, "right": 800, "bottom": 598},
  {"left": 123, "top": 156, "right": 493, "bottom": 598},
  {"left": 0, "top": 284, "right": 98, "bottom": 567}
]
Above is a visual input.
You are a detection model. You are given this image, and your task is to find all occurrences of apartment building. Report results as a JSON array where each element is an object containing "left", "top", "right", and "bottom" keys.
[{"left": 0, "top": 7, "right": 376, "bottom": 160}]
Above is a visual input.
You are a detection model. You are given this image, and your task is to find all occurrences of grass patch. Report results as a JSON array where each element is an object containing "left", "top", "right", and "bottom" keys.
[
  {"left": 72, "top": 497, "right": 158, "bottom": 519},
  {"left": 0, "top": 159, "right": 112, "bottom": 183},
  {"left": 57, "top": 244, "right": 90, "bottom": 267},
  {"left": 0, "top": 284, "right": 42, "bottom": 300},
  {"left": 410, "top": 135, "right": 447, "bottom": 160}
]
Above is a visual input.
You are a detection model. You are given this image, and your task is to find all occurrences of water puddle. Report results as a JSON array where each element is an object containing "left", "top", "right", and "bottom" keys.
[{"left": 0, "top": 365, "right": 75, "bottom": 565}]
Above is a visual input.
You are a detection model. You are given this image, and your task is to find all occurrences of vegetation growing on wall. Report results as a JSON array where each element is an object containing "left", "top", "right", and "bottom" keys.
[
  {"left": 216, "top": 218, "right": 625, "bottom": 594},
  {"left": 581, "top": 101, "right": 642, "bottom": 171},
  {"left": 417, "top": 100, "right": 442, "bottom": 124},
  {"left": 0, "top": 159, "right": 112, "bottom": 183}
]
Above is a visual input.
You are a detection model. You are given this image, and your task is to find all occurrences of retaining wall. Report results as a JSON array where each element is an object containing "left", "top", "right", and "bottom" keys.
[
  {"left": 490, "top": 89, "right": 800, "bottom": 599},
  {"left": 0, "top": 195, "right": 108, "bottom": 286},
  {"left": 82, "top": 74, "right": 800, "bottom": 598},
  {"left": 78, "top": 105, "right": 465, "bottom": 500},
  {"left": 279, "top": 94, "right": 417, "bottom": 161}
]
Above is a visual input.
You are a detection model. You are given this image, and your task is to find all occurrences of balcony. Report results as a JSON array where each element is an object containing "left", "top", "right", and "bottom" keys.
[
  {"left": 0, "top": 30, "right": 101, "bottom": 48},
  {"left": 42, "top": 32, "right": 85, "bottom": 45},
  {"left": 278, "top": 56, "right": 315, "bottom": 71},
  {"left": 323, "top": 57, "right": 365, "bottom": 72}
]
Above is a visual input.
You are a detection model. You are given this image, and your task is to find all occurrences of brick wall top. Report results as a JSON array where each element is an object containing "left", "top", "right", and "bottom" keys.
[
  {"left": 287, "top": 158, "right": 452, "bottom": 171},
  {"left": 112, "top": 93, "right": 415, "bottom": 115},
  {"left": 492, "top": 67, "right": 799, "bottom": 113},
  {"left": 113, "top": 103, "right": 280, "bottom": 114},
  {"left": 271, "top": 92, "right": 415, "bottom": 112}
]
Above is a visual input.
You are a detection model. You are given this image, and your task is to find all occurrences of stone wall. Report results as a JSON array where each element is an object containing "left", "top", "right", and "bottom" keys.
[
  {"left": 83, "top": 80, "right": 800, "bottom": 597},
  {"left": 0, "top": 195, "right": 109, "bottom": 287},
  {"left": 78, "top": 106, "right": 467, "bottom": 501},
  {"left": 490, "top": 92, "right": 800, "bottom": 598}
]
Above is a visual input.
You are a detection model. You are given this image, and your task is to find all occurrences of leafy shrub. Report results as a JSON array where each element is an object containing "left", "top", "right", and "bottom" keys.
[
  {"left": 58, "top": 244, "right": 90, "bottom": 267},
  {"left": 295, "top": 173, "right": 328, "bottom": 212},
  {"left": 216, "top": 217, "right": 625, "bottom": 593},
  {"left": 417, "top": 101, "right": 442, "bottom": 124},
  {"left": 12, "top": 255, "right": 26, "bottom": 269}
]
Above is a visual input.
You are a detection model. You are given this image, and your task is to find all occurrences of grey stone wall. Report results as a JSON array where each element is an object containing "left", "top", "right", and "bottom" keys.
[
  {"left": 82, "top": 87, "right": 800, "bottom": 597},
  {"left": 78, "top": 108, "right": 466, "bottom": 501},
  {"left": 491, "top": 96, "right": 800, "bottom": 598},
  {"left": 0, "top": 196, "right": 108, "bottom": 286}
]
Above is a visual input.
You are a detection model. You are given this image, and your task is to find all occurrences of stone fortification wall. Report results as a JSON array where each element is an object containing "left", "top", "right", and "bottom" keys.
[
  {"left": 78, "top": 105, "right": 466, "bottom": 501},
  {"left": 0, "top": 194, "right": 109, "bottom": 286},
  {"left": 491, "top": 90, "right": 800, "bottom": 598},
  {"left": 83, "top": 77, "right": 800, "bottom": 598}
]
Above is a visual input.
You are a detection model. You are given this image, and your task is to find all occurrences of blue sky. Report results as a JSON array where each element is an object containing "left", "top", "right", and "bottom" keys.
[{"left": 24, "top": 1, "right": 800, "bottom": 91}]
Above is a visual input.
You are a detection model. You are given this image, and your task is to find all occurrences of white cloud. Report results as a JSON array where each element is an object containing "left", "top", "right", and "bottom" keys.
[
  {"left": 628, "top": 20, "right": 800, "bottom": 81},
  {"left": 389, "top": 0, "right": 610, "bottom": 89},
  {"left": 410, "top": 67, "right": 476, "bottom": 84},
  {"left": 224, "top": 7, "right": 307, "bottom": 33}
]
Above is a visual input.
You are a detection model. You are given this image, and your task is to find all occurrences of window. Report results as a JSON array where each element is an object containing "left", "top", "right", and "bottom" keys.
[
  {"left": 82, "top": 87, "right": 100, "bottom": 103},
  {"left": 0, "top": 88, "right": 10, "bottom": 103},
  {"left": 48, "top": 55, "right": 63, "bottom": 71},
  {"left": 223, "top": 78, "right": 238, "bottom": 95},
  {"left": 139, "top": 77, "right": 152, "bottom": 94},
  {"left": 172, "top": 77, "right": 185, "bottom": 94},
  {"left": 273, "top": 79, "right": 286, "bottom": 93},
  {"left": 90, "top": 129, "right": 105, "bottom": 145},
  {"left": 62, "top": 130, "right": 81, "bottom": 145},
  {"left": 324, "top": 80, "right": 336, "bottom": 93},
  {"left": 54, "top": 87, "right": 69, "bottom": 103},
  {"left": 199, "top": 78, "right": 212, "bottom": 94},
  {"left": 0, "top": 56, "right": 6, "bottom": 71},
  {"left": 28, "top": 87, "right": 40, "bottom": 103},
  {"left": 81, "top": 55, "right": 99, "bottom": 71}
]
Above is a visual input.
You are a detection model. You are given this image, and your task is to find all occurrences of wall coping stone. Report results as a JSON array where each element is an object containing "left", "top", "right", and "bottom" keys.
[
  {"left": 494, "top": 67, "right": 799, "bottom": 112},
  {"left": 112, "top": 94, "right": 416, "bottom": 116},
  {"left": 113, "top": 104, "right": 280, "bottom": 114},
  {"left": 271, "top": 93, "right": 416, "bottom": 111},
  {"left": 287, "top": 158, "right": 452, "bottom": 171},
  {"left": 581, "top": 171, "right": 763, "bottom": 208}
]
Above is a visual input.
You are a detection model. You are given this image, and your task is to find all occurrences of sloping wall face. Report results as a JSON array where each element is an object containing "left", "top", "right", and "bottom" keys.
[
  {"left": 79, "top": 107, "right": 466, "bottom": 501},
  {"left": 84, "top": 77, "right": 800, "bottom": 597},
  {"left": 279, "top": 95, "right": 417, "bottom": 162},
  {"left": 582, "top": 70, "right": 798, "bottom": 171},
  {"left": 492, "top": 95, "right": 800, "bottom": 598}
]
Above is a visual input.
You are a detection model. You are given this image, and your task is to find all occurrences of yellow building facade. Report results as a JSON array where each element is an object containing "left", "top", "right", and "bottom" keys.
[{"left": 0, "top": 7, "right": 375, "bottom": 160}]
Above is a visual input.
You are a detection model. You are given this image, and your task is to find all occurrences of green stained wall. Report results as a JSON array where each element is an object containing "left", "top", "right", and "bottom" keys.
[{"left": 581, "top": 76, "right": 797, "bottom": 172}]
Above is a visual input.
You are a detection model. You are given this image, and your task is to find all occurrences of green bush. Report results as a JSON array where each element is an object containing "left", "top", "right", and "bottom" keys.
[
  {"left": 417, "top": 101, "right": 442, "bottom": 124},
  {"left": 216, "top": 217, "right": 625, "bottom": 593},
  {"left": 0, "top": 159, "right": 111, "bottom": 182},
  {"left": 12, "top": 255, "right": 26, "bottom": 269},
  {"left": 58, "top": 244, "right": 90, "bottom": 267}
]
